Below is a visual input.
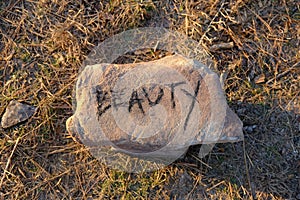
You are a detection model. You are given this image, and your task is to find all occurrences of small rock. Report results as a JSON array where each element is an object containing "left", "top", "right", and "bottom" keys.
[
  {"left": 243, "top": 125, "right": 257, "bottom": 133},
  {"left": 1, "top": 100, "right": 36, "bottom": 129}
]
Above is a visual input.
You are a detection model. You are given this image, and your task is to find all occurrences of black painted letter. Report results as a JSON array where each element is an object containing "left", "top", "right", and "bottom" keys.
[
  {"left": 128, "top": 90, "right": 145, "bottom": 114},
  {"left": 142, "top": 86, "right": 164, "bottom": 106}
]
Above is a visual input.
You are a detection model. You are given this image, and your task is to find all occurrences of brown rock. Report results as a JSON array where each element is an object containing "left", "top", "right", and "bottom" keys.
[{"left": 67, "top": 55, "right": 243, "bottom": 160}]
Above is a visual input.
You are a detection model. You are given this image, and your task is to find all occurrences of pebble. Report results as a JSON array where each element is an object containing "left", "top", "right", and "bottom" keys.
[{"left": 243, "top": 125, "right": 257, "bottom": 133}]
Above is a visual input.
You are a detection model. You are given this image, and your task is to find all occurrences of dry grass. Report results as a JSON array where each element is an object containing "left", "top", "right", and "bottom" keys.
[{"left": 0, "top": 0, "right": 299, "bottom": 199}]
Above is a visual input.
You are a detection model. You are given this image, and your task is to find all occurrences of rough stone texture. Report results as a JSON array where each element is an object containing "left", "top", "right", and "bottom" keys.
[
  {"left": 1, "top": 100, "right": 36, "bottom": 129},
  {"left": 67, "top": 55, "right": 243, "bottom": 158}
]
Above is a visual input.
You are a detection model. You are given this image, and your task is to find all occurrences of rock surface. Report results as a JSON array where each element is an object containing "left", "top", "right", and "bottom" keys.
[
  {"left": 67, "top": 55, "right": 243, "bottom": 164},
  {"left": 1, "top": 100, "right": 36, "bottom": 129}
]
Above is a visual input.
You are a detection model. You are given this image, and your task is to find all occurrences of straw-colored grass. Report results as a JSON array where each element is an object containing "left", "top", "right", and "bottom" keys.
[{"left": 0, "top": 0, "right": 299, "bottom": 199}]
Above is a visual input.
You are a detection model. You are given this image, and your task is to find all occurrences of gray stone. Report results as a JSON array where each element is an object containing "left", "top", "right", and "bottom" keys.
[{"left": 1, "top": 100, "right": 36, "bottom": 129}]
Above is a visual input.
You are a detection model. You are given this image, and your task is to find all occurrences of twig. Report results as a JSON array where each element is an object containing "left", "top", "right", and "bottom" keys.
[
  {"left": 207, "top": 180, "right": 225, "bottom": 191},
  {"left": 266, "top": 62, "right": 299, "bottom": 85},
  {"left": 191, "top": 154, "right": 212, "bottom": 169},
  {"left": 0, "top": 137, "right": 20, "bottom": 189},
  {"left": 199, "top": 1, "right": 225, "bottom": 45}
]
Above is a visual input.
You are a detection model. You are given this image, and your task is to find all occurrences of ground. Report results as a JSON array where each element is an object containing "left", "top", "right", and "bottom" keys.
[{"left": 0, "top": 0, "right": 299, "bottom": 199}]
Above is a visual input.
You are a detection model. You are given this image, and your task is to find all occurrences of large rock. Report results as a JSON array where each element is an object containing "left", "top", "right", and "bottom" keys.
[{"left": 66, "top": 55, "right": 243, "bottom": 171}]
